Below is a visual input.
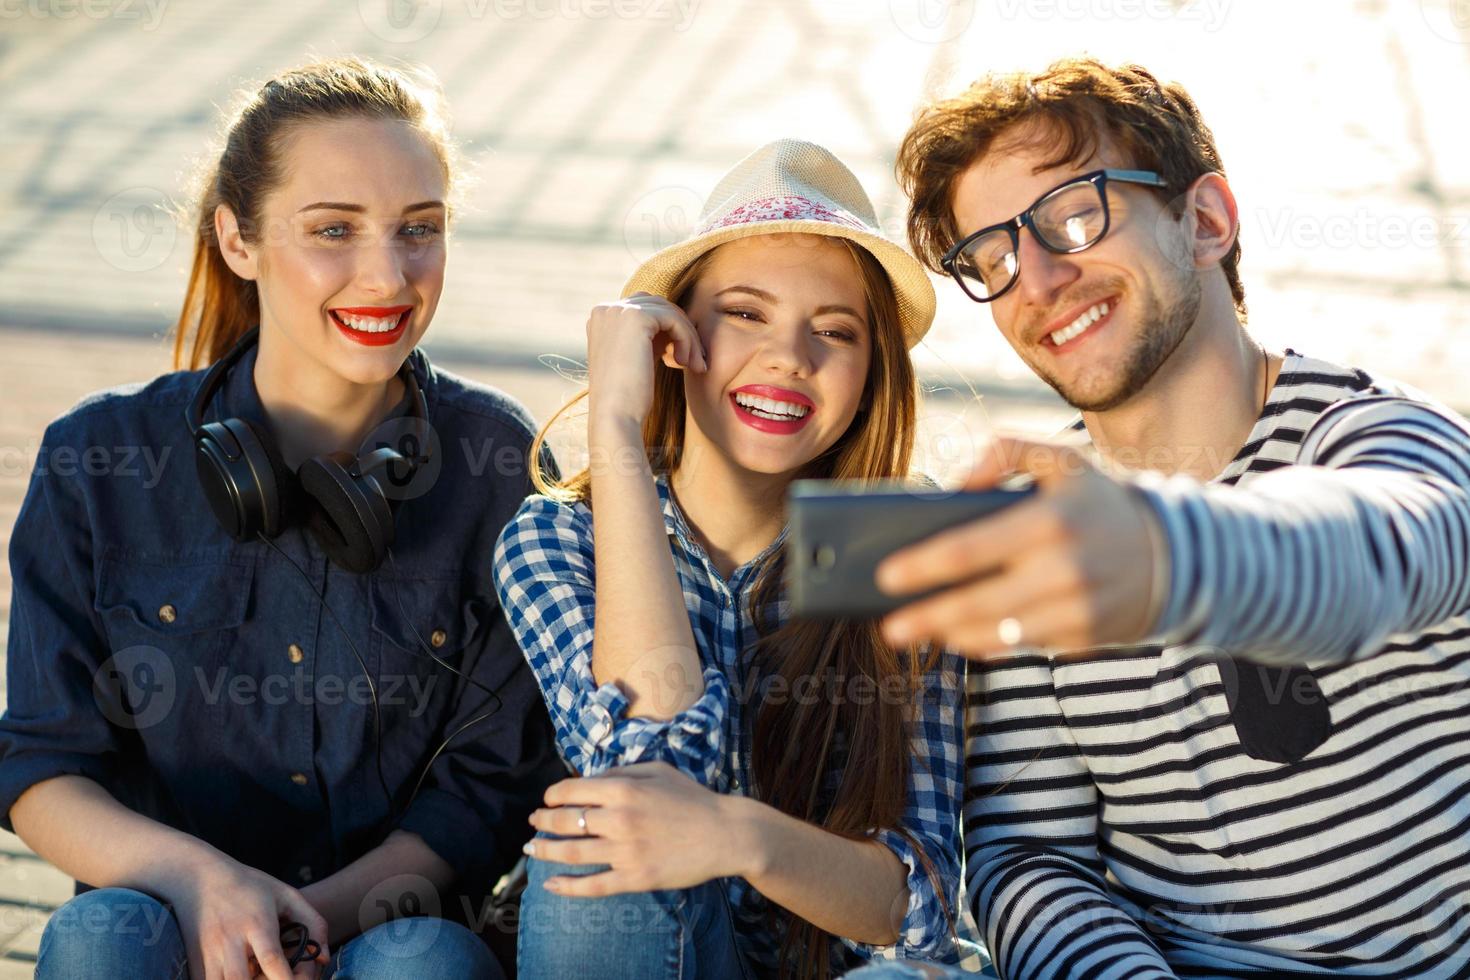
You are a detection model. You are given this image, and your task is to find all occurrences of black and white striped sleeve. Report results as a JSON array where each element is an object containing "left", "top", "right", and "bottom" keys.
[
  {"left": 1135, "top": 395, "right": 1470, "bottom": 665},
  {"left": 965, "top": 655, "right": 1177, "bottom": 979}
]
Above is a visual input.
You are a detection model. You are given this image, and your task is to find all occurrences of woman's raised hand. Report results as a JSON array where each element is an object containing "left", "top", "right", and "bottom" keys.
[
  {"left": 585, "top": 292, "right": 707, "bottom": 429},
  {"left": 161, "top": 850, "right": 329, "bottom": 980}
]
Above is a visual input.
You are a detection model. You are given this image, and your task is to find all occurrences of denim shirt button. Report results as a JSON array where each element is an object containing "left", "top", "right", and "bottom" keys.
[
  {"left": 157, "top": 604, "right": 177, "bottom": 624},
  {"left": 290, "top": 772, "right": 308, "bottom": 786},
  {"left": 287, "top": 644, "right": 305, "bottom": 664},
  {"left": 429, "top": 629, "right": 447, "bottom": 648}
]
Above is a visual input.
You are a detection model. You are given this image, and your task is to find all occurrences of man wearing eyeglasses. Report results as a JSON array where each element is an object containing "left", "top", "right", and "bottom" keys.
[{"left": 863, "top": 58, "right": 1470, "bottom": 979}]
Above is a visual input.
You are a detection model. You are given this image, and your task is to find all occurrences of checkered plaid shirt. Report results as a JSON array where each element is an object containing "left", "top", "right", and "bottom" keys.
[{"left": 492, "top": 474, "right": 967, "bottom": 970}]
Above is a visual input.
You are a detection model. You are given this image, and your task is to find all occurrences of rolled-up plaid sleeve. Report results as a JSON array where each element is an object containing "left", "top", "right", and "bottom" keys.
[
  {"left": 492, "top": 495, "right": 729, "bottom": 786},
  {"left": 846, "top": 651, "right": 966, "bottom": 962}
]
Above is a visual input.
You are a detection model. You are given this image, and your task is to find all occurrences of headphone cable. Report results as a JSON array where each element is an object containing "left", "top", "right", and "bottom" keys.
[
  {"left": 385, "top": 548, "right": 505, "bottom": 813},
  {"left": 257, "top": 532, "right": 506, "bottom": 825},
  {"left": 258, "top": 532, "right": 392, "bottom": 811}
]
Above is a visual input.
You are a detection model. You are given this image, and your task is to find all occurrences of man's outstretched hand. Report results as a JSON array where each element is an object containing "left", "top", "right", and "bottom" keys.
[{"left": 876, "top": 435, "right": 1165, "bottom": 658}]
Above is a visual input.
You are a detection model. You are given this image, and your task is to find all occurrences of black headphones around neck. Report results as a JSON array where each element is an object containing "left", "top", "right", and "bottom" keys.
[{"left": 184, "top": 327, "right": 432, "bottom": 573}]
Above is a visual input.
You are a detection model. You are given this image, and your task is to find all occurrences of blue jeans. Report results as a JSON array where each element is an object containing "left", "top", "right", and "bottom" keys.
[
  {"left": 843, "top": 964, "right": 998, "bottom": 979},
  {"left": 35, "top": 887, "right": 502, "bottom": 979},
  {"left": 518, "top": 840, "right": 752, "bottom": 980},
  {"left": 843, "top": 963, "right": 999, "bottom": 979}
]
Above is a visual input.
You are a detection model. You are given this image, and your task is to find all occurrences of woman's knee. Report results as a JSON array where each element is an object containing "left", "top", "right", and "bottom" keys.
[
  {"left": 518, "top": 855, "right": 688, "bottom": 972},
  {"left": 36, "top": 888, "right": 185, "bottom": 980},
  {"left": 332, "top": 917, "right": 500, "bottom": 980},
  {"left": 521, "top": 854, "right": 681, "bottom": 929},
  {"left": 842, "top": 963, "right": 994, "bottom": 979}
]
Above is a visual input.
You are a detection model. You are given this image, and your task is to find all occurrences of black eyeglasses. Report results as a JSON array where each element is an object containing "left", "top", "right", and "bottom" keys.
[{"left": 940, "top": 169, "right": 1168, "bottom": 303}]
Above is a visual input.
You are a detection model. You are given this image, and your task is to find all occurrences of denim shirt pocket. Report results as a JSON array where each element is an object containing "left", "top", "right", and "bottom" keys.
[
  {"left": 95, "top": 555, "right": 254, "bottom": 639},
  {"left": 368, "top": 574, "right": 486, "bottom": 730},
  {"left": 91, "top": 556, "right": 255, "bottom": 747}
]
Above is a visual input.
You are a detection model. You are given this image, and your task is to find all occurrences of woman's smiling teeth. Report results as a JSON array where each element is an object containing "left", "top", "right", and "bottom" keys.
[
  {"left": 734, "top": 392, "right": 811, "bottom": 420},
  {"left": 332, "top": 311, "right": 403, "bottom": 333},
  {"left": 1050, "top": 300, "right": 1110, "bottom": 346}
]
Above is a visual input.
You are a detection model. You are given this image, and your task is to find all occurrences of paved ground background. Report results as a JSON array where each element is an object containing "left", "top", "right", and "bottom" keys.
[
  {"left": 2, "top": 0, "right": 1468, "bottom": 970},
  {"left": 1, "top": 0, "right": 1467, "bottom": 397}
]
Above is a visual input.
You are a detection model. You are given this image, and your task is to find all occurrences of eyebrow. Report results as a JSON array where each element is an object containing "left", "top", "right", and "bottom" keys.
[
  {"left": 296, "top": 200, "right": 446, "bottom": 215},
  {"left": 715, "top": 285, "right": 777, "bottom": 302},
  {"left": 814, "top": 303, "right": 866, "bottom": 323},
  {"left": 715, "top": 285, "right": 868, "bottom": 325}
]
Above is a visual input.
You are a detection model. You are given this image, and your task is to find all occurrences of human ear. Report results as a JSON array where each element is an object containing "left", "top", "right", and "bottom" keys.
[
  {"left": 1182, "top": 172, "right": 1239, "bottom": 270},
  {"left": 214, "top": 204, "right": 259, "bottom": 281}
]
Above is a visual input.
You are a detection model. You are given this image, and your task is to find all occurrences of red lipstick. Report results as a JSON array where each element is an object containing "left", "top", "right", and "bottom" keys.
[
  {"left": 330, "top": 305, "right": 412, "bottom": 347},
  {"left": 730, "top": 384, "right": 816, "bottom": 435}
]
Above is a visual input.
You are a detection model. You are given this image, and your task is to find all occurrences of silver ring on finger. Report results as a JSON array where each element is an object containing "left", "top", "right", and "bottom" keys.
[
  {"left": 577, "top": 806, "right": 590, "bottom": 834},
  {"left": 998, "top": 616, "right": 1024, "bottom": 647}
]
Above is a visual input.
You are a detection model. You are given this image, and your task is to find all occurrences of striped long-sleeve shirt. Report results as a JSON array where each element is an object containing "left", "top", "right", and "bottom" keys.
[{"left": 966, "top": 350, "right": 1470, "bottom": 978}]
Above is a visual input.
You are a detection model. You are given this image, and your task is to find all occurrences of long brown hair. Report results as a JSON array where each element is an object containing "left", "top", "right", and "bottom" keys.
[
  {"left": 531, "top": 237, "right": 951, "bottom": 978},
  {"left": 171, "top": 56, "right": 457, "bottom": 370}
]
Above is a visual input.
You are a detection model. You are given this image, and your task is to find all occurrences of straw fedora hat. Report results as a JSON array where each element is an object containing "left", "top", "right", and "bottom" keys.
[{"left": 621, "top": 139, "right": 936, "bottom": 349}]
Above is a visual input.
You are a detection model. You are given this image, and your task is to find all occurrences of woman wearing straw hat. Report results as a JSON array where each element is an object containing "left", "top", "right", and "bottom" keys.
[{"left": 492, "top": 140, "right": 967, "bottom": 978}]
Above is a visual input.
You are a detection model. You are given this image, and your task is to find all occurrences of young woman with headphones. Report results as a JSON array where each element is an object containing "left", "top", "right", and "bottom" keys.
[{"left": 0, "top": 57, "right": 562, "bottom": 979}]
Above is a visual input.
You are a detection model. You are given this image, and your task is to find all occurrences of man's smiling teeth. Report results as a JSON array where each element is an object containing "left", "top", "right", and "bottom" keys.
[
  {"left": 1049, "top": 300, "right": 1110, "bottom": 346},
  {"left": 334, "top": 311, "right": 402, "bottom": 333},
  {"left": 734, "top": 392, "right": 811, "bottom": 420}
]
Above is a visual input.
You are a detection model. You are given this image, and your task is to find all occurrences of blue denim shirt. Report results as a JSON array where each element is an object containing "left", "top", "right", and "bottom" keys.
[{"left": 0, "top": 343, "right": 565, "bottom": 894}]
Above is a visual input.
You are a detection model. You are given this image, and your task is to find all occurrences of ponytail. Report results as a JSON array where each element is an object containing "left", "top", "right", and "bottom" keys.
[{"left": 172, "top": 187, "right": 260, "bottom": 369}]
